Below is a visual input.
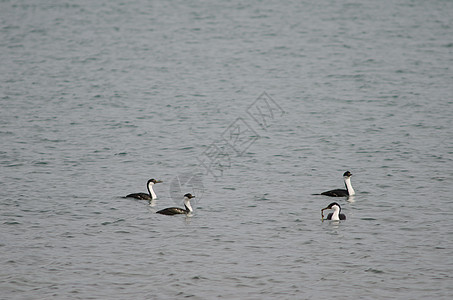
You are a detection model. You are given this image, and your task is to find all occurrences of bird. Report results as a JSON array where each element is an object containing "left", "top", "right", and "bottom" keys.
[
  {"left": 125, "top": 178, "right": 162, "bottom": 200},
  {"left": 320, "top": 171, "right": 355, "bottom": 197},
  {"left": 321, "top": 202, "right": 346, "bottom": 221},
  {"left": 156, "top": 193, "right": 195, "bottom": 215}
]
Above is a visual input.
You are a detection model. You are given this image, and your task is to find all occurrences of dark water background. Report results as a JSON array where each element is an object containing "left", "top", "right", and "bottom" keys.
[{"left": 1, "top": 0, "right": 452, "bottom": 299}]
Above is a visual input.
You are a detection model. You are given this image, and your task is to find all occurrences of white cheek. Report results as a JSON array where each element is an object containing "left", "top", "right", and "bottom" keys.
[
  {"left": 148, "top": 183, "right": 157, "bottom": 199},
  {"left": 344, "top": 177, "right": 355, "bottom": 195},
  {"left": 185, "top": 199, "right": 193, "bottom": 212},
  {"left": 331, "top": 206, "right": 341, "bottom": 220}
]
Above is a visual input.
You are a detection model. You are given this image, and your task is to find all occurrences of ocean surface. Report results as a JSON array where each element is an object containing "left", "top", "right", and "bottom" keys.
[{"left": 1, "top": 0, "right": 452, "bottom": 299}]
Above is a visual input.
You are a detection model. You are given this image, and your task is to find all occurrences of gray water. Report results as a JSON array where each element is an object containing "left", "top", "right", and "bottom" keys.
[{"left": 1, "top": 0, "right": 453, "bottom": 299}]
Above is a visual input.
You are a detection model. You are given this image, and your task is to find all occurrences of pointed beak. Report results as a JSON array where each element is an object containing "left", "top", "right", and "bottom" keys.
[{"left": 156, "top": 180, "right": 163, "bottom": 183}]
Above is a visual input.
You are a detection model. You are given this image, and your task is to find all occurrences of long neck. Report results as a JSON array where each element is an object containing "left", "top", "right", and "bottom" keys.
[
  {"left": 184, "top": 198, "right": 193, "bottom": 212},
  {"left": 147, "top": 183, "right": 157, "bottom": 199},
  {"left": 331, "top": 206, "right": 341, "bottom": 220},
  {"left": 344, "top": 177, "right": 355, "bottom": 196}
]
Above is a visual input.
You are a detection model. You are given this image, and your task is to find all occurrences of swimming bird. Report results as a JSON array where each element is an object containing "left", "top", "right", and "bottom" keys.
[
  {"left": 156, "top": 193, "right": 195, "bottom": 215},
  {"left": 125, "top": 178, "right": 162, "bottom": 200},
  {"left": 321, "top": 171, "right": 355, "bottom": 197},
  {"left": 321, "top": 202, "right": 346, "bottom": 221}
]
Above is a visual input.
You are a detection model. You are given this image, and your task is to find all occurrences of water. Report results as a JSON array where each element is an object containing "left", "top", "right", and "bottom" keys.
[{"left": 1, "top": 0, "right": 452, "bottom": 299}]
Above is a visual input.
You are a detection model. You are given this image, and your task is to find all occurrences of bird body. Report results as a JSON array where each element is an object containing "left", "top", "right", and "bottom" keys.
[
  {"left": 321, "top": 171, "right": 355, "bottom": 197},
  {"left": 156, "top": 193, "right": 195, "bottom": 215},
  {"left": 126, "top": 179, "right": 162, "bottom": 200},
  {"left": 321, "top": 202, "right": 346, "bottom": 221}
]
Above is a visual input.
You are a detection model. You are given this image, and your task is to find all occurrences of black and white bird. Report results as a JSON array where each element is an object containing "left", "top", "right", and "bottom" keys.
[
  {"left": 321, "top": 171, "right": 355, "bottom": 197},
  {"left": 156, "top": 193, "right": 195, "bottom": 215},
  {"left": 321, "top": 202, "right": 346, "bottom": 221},
  {"left": 125, "top": 178, "right": 162, "bottom": 200}
]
